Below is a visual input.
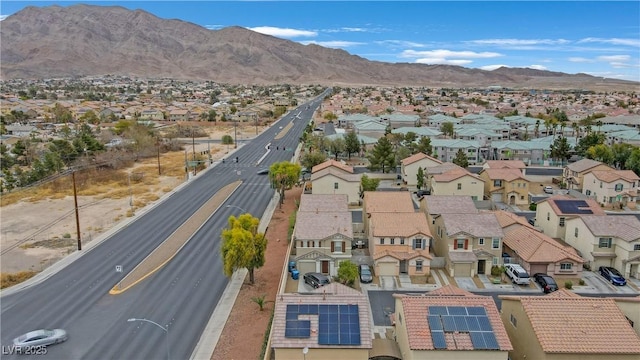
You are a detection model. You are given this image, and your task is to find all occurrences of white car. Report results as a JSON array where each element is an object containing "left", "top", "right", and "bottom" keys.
[
  {"left": 13, "top": 329, "right": 68, "bottom": 352},
  {"left": 543, "top": 186, "right": 554, "bottom": 194},
  {"left": 505, "top": 264, "right": 531, "bottom": 285}
]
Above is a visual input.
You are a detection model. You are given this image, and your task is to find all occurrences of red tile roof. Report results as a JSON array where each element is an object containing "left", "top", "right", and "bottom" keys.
[{"left": 312, "top": 159, "right": 354, "bottom": 174}]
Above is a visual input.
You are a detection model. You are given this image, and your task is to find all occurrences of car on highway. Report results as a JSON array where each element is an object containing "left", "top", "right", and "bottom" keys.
[
  {"left": 256, "top": 168, "right": 269, "bottom": 175},
  {"left": 533, "top": 273, "right": 558, "bottom": 293},
  {"left": 303, "top": 272, "right": 331, "bottom": 288},
  {"left": 13, "top": 329, "right": 68, "bottom": 353},
  {"left": 358, "top": 264, "right": 373, "bottom": 283},
  {"left": 543, "top": 186, "right": 554, "bottom": 194},
  {"left": 598, "top": 266, "right": 627, "bottom": 286}
]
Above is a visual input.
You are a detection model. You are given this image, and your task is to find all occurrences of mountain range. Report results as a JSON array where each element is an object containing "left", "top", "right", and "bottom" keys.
[{"left": 1, "top": 4, "right": 638, "bottom": 91}]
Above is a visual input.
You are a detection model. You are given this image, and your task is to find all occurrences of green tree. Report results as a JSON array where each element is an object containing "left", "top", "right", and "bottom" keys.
[
  {"left": 79, "top": 110, "right": 100, "bottom": 125},
  {"left": 611, "top": 143, "right": 634, "bottom": 169},
  {"left": 359, "top": 174, "right": 381, "bottom": 198},
  {"left": 344, "top": 131, "right": 360, "bottom": 159},
  {"left": 328, "top": 137, "right": 346, "bottom": 160},
  {"left": 0, "top": 143, "right": 15, "bottom": 170},
  {"left": 221, "top": 134, "right": 234, "bottom": 153},
  {"left": 416, "top": 167, "right": 425, "bottom": 190},
  {"left": 300, "top": 151, "right": 327, "bottom": 170},
  {"left": 269, "top": 161, "right": 301, "bottom": 208},
  {"left": 575, "top": 132, "right": 605, "bottom": 156},
  {"left": 367, "top": 137, "right": 396, "bottom": 173},
  {"left": 586, "top": 144, "right": 614, "bottom": 164},
  {"left": 550, "top": 136, "right": 571, "bottom": 166},
  {"left": 221, "top": 213, "right": 267, "bottom": 285},
  {"left": 440, "top": 122, "right": 454, "bottom": 138},
  {"left": 48, "top": 139, "right": 78, "bottom": 166},
  {"left": 415, "top": 136, "right": 433, "bottom": 156},
  {"left": 452, "top": 149, "right": 469, "bottom": 168},
  {"left": 336, "top": 261, "right": 358, "bottom": 287},
  {"left": 323, "top": 112, "right": 338, "bottom": 121},
  {"left": 624, "top": 147, "right": 640, "bottom": 175}
]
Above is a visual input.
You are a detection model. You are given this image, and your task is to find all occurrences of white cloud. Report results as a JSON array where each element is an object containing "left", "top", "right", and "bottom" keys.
[
  {"left": 0, "top": 15, "right": 7, "bottom": 21},
  {"left": 480, "top": 64, "right": 509, "bottom": 71},
  {"left": 400, "top": 49, "right": 502, "bottom": 59},
  {"left": 300, "top": 40, "right": 364, "bottom": 48},
  {"left": 375, "top": 40, "right": 426, "bottom": 48},
  {"left": 579, "top": 37, "right": 640, "bottom": 47},
  {"left": 340, "top": 27, "right": 368, "bottom": 32},
  {"left": 248, "top": 26, "right": 317, "bottom": 38},
  {"left": 204, "top": 24, "right": 224, "bottom": 30},
  {"left": 469, "top": 38, "right": 570, "bottom": 46},
  {"left": 568, "top": 57, "right": 592, "bottom": 63},
  {"left": 415, "top": 58, "right": 473, "bottom": 65},
  {"left": 597, "top": 55, "right": 631, "bottom": 62},
  {"left": 527, "top": 65, "right": 547, "bottom": 70}
]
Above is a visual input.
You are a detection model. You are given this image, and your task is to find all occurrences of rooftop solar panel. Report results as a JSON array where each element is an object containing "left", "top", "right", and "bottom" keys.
[
  {"left": 555, "top": 200, "right": 593, "bottom": 214},
  {"left": 482, "top": 332, "right": 500, "bottom": 350},
  {"left": 431, "top": 330, "right": 447, "bottom": 349},
  {"left": 470, "top": 331, "right": 486, "bottom": 349},
  {"left": 454, "top": 316, "right": 469, "bottom": 332},
  {"left": 447, "top": 306, "right": 467, "bottom": 315},
  {"left": 466, "top": 306, "right": 486, "bottom": 316},
  {"left": 428, "top": 315, "right": 442, "bottom": 330},
  {"left": 466, "top": 316, "right": 481, "bottom": 331},
  {"left": 477, "top": 316, "right": 493, "bottom": 331},
  {"left": 428, "top": 306, "right": 448, "bottom": 315},
  {"left": 442, "top": 315, "right": 456, "bottom": 332}
]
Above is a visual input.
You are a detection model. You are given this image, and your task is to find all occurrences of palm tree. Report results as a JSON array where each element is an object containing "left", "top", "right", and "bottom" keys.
[
  {"left": 534, "top": 120, "right": 540, "bottom": 138},
  {"left": 596, "top": 120, "right": 603, "bottom": 133},
  {"left": 572, "top": 122, "right": 580, "bottom": 146}
]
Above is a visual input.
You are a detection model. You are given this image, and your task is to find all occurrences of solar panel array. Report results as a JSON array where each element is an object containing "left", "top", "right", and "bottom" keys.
[
  {"left": 554, "top": 200, "right": 593, "bottom": 214},
  {"left": 285, "top": 304, "right": 361, "bottom": 346},
  {"left": 428, "top": 306, "right": 500, "bottom": 350}
]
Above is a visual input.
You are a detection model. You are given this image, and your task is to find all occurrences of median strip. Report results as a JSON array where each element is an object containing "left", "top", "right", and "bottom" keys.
[{"left": 109, "top": 180, "right": 242, "bottom": 295}]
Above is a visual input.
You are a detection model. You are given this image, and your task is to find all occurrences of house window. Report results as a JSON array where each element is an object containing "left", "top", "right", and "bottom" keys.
[
  {"left": 400, "top": 238, "right": 405, "bottom": 245},
  {"left": 574, "top": 228, "right": 578, "bottom": 237},
  {"left": 333, "top": 241, "right": 343, "bottom": 253},
  {"left": 560, "top": 263, "right": 572, "bottom": 270},
  {"left": 414, "top": 238, "right": 423, "bottom": 250},
  {"left": 307, "top": 241, "right": 314, "bottom": 248},
  {"left": 416, "top": 260, "right": 423, "bottom": 272},
  {"left": 492, "top": 257, "right": 499, "bottom": 265},
  {"left": 457, "top": 183, "right": 462, "bottom": 190},
  {"left": 600, "top": 182, "right": 603, "bottom": 188},
  {"left": 380, "top": 238, "right": 385, "bottom": 245},
  {"left": 615, "top": 183, "right": 623, "bottom": 192},
  {"left": 390, "top": 238, "right": 395, "bottom": 245},
  {"left": 492, "top": 238, "right": 500, "bottom": 249},
  {"left": 510, "top": 314, "right": 517, "bottom": 327},
  {"left": 599, "top": 237, "right": 612, "bottom": 248},
  {"left": 634, "top": 244, "right": 640, "bottom": 251},
  {"left": 478, "top": 238, "right": 485, "bottom": 245},
  {"left": 455, "top": 239, "right": 466, "bottom": 250},
  {"left": 334, "top": 182, "right": 339, "bottom": 189},
  {"left": 586, "top": 189, "right": 591, "bottom": 196},
  {"left": 547, "top": 212, "right": 550, "bottom": 221},
  {"left": 559, "top": 217, "right": 565, "bottom": 227}
]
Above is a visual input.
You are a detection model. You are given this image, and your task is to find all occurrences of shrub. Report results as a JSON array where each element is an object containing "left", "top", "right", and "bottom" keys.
[
  {"left": 62, "top": 233, "right": 71, "bottom": 239},
  {"left": 564, "top": 280, "right": 573, "bottom": 289},
  {"left": 578, "top": 279, "right": 585, "bottom": 286},
  {"left": 491, "top": 265, "right": 505, "bottom": 277},
  {"left": 529, "top": 203, "right": 537, "bottom": 211}
]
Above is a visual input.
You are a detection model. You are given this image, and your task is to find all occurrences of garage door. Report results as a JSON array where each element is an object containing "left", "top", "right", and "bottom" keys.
[
  {"left": 491, "top": 193, "right": 502, "bottom": 203},
  {"left": 593, "top": 258, "right": 612, "bottom": 270},
  {"left": 297, "top": 261, "right": 316, "bottom": 276},
  {"left": 377, "top": 262, "right": 397, "bottom": 276},
  {"left": 453, "top": 263, "right": 472, "bottom": 277},
  {"left": 529, "top": 264, "right": 548, "bottom": 275}
]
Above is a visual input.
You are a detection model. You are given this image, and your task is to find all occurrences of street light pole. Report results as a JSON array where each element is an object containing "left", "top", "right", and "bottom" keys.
[
  {"left": 127, "top": 318, "right": 170, "bottom": 360},
  {"left": 225, "top": 204, "right": 248, "bottom": 214}
]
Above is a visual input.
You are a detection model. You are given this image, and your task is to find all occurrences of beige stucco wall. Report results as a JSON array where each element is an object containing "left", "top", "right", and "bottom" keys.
[
  {"left": 565, "top": 163, "right": 614, "bottom": 189},
  {"left": 312, "top": 175, "right": 361, "bottom": 205},
  {"left": 275, "top": 347, "right": 369, "bottom": 360},
  {"left": 403, "top": 159, "right": 441, "bottom": 187},
  {"left": 582, "top": 172, "right": 638, "bottom": 206},
  {"left": 430, "top": 175, "right": 484, "bottom": 200},
  {"left": 615, "top": 299, "right": 640, "bottom": 335},
  {"left": 535, "top": 201, "right": 567, "bottom": 239}
]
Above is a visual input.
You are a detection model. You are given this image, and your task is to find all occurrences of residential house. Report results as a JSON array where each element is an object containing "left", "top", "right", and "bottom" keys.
[
  {"left": 393, "top": 285, "right": 512, "bottom": 360},
  {"left": 500, "top": 290, "right": 640, "bottom": 360},
  {"left": 292, "top": 194, "right": 353, "bottom": 277},
  {"left": 310, "top": 160, "right": 361, "bottom": 205},
  {"left": 362, "top": 191, "right": 415, "bottom": 240},
  {"left": 482, "top": 160, "right": 527, "bottom": 175},
  {"left": 495, "top": 211, "right": 584, "bottom": 276},
  {"left": 430, "top": 139, "right": 481, "bottom": 165},
  {"left": 379, "top": 113, "right": 420, "bottom": 130},
  {"left": 428, "top": 166, "right": 485, "bottom": 201},
  {"left": 4, "top": 124, "right": 37, "bottom": 137},
  {"left": 478, "top": 168, "right": 530, "bottom": 206},
  {"left": 535, "top": 195, "right": 605, "bottom": 240},
  {"left": 352, "top": 118, "right": 387, "bottom": 139},
  {"left": 369, "top": 212, "right": 432, "bottom": 276},
  {"left": 270, "top": 283, "right": 372, "bottom": 360},
  {"left": 139, "top": 109, "right": 165, "bottom": 121},
  {"left": 400, "top": 152, "right": 442, "bottom": 187},
  {"left": 433, "top": 213, "right": 504, "bottom": 276},
  {"left": 582, "top": 170, "right": 639, "bottom": 208},
  {"left": 563, "top": 158, "right": 613, "bottom": 190},
  {"left": 169, "top": 109, "right": 191, "bottom": 121},
  {"left": 565, "top": 215, "right": 640, "bottom": 278}
]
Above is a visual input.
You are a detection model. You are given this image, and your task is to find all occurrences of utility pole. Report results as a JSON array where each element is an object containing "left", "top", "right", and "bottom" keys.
[
  {"left": 234, "top": 120, "right": 238, "bottom": 149},
  {"left": 157, "top": 137, "right": 161, "bottom": 175},
  {"left": 72, "top": 172, "right": 82, "bottom": 250},
  {"left": 192, "top": 127, "right": 197, "bottom": 176}
]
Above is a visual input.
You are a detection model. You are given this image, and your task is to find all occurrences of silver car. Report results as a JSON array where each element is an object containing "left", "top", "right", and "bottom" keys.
[{"left": 13, "top": 329, "right": 68, "bottom": 351}]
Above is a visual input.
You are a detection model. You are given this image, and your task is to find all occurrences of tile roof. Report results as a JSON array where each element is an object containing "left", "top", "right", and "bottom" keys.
[
  {"left": 502, "top": 226, "right": 584, "bottom": 263},
  {"left": 298, "top": 194, "right": 349, "bottom": 213},
  {"left": 394, "top": 291, "right": 512, "bottom": 351},
  {"left": 540, "top": 195, "right": 606, "bottom": 215},
  {"left": 566, "top": 158, "right": 608, "bottom": 173},
  {"left": 310, "top": 167, "right": 361, "bottom": 182},
  {"left": 590, "top": 169, "right": 640, "bottom": 183},
  {"left": 493, "top": 210, "right": 535, "bottom": 230},
  {"left": 423, "top": 195, "right": 478, "bottom": 215},
  {"left": 373, "top": 248, "right": 432, "bottom": 261},
  {"left": 578, "top": 215, "right": 640, "bottom": 242},
  {"left": 441, "top": 213, "right": 504, "bottom": 238},
  {"left": 370, "top": 212, "right": 432, "bottom": 238},
  {"left": 483, "top": 160, "right": 526, "bottom": 169},
  {"left": 500, "top": 291, "right": 640, "bottom": 354},
  {"left": 401, "top": 152, "right": 442, "bottom": 166},
  {"left": 480, "top": 168, "right": 526, "bottom": 182},
  {"left": 270, "top": 284, "right": 372, "bottom": 350},
  {"left": 311, "top": 159, "right": 354, "bottom": 174},
  {"left": 294, "top": 211, "right": 353, "bottom": 240},
  {"left": 433, "top": 168, "right": 482, "bottom": 183},
  {"left": 425, "top": 162, "right": 463, "bottom": 175},
  {"left": 364, "top": 191, "right": 415, "bottom": 214}
]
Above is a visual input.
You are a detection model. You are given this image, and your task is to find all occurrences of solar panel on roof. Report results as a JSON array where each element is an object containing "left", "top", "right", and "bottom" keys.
[
  {"left": 555, "top": 200, "right": 593, "bottom": 214},
  {"left": 466, "top": 306, "right": 486, "bottom": 316},
  {"left": 470, "top": 331, "right": 486, "bottom": 349},
  {"left": 285, "top": 320, "right": 311, "bottom": 338},
  {"left": 454, "top": 316, "right": 469, "bottom": 332},
  {"left": 442, "top": 315, "right": 456, "bottom": 332},
  {"left": 477, "top": 316, "right": 493, "bottom": 331},
  {"left": 431, "top": 330, "right": 447, "bottom": 349},
  {"left": 482, "top": 332, "right": 500, "bottom": 350},
  {"left": 466, "top": 316, "right": 481, "bottom": 331},
  {"left": 447, "top": 306, "right": 467, "bottom": 315},
  {"left": 428, "top": 306, "right": 448, "bottom": 315},
  {"left": 314, "top": 304, "right": 361, "bottom": 346},
  {"left": 428, "top": 315, "right": 442, "bottom": 330}
]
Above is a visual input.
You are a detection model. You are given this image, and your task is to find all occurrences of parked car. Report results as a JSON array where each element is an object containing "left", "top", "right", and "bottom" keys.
[
  {"left": 256, "top": 168, "right": 269, "bottom": 175},
  {"left": 303, "top": 272, "right": 331, "bottom": 288},
  {"left": 358, "top": 264, "right": 373, "bottom": 284},
  {"left": 504, "top": 264, "right": 531, "bottom": 285},
  {"left": 598, "top": 266, "right": 627, "bottom": 286},
  {"left": 543, "top": 186, "right": 554, "bottom": 194},
  {"left": 13, "top": 329, "right": 68, "bottom": 353},
  {"left": 415, "top": 189, "right": 431, "bottom": 197},
  {"left": 533, "top": 273, "right": 558, "bottom": 293}
]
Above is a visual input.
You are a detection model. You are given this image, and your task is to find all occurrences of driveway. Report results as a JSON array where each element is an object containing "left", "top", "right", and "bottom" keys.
[{"left": 579, "top": 271, "right": 638, "bottom": 294}]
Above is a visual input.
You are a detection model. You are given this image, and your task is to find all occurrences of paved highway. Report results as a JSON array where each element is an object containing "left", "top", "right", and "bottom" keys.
[{"left": 0, "top": 91, "right": 329, "bottom": 360}]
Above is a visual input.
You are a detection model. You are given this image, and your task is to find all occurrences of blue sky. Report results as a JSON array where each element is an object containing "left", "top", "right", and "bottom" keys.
[{"left": 2, "top": 1, "right": 639, "bottom": 82}]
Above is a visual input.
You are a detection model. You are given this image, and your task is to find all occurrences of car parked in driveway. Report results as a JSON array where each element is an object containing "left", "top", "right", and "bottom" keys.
[
  {"left": 598, "top": 266, "right": 627, "bottom": 286},
  {"left": 13, "top": 329, "right": 68, "bottom": 353},
  {"left": 543, "top": 186, "right": 554, "bottom": 194},
  {"left": 505, "top": 264, "right": 531, "bottom": 285},
  {"left": 358, "top": 264, "right": 373, "bottom": 283},
  {"left": 533, "top": 273, "right": 558, "bottom": 293},
  {"left": 303, "top": 272, "right": 330, "bottom": 288}
]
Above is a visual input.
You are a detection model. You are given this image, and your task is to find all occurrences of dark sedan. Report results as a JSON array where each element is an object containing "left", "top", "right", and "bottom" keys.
[
  {"left": 533, "top": 273, "right": 558, "bottom": 293},
  {"left": 599, "top": 266, "right": 627, "bottom": 286},
  {"left": 358, "top": 264, "right": 373, "bottom": 284}
]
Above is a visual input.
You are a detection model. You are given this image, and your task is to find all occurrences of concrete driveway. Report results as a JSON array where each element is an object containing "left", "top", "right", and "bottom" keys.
[{"left": 579, "top": 271, "right": 638, "bottom": 294}]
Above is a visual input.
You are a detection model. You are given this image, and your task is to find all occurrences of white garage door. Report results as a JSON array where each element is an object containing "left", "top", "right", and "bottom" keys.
[
  {"left": 377, "top": 262, "right": 397, "bottom": 276},
  {"left": 453, "top": 263, "right": 472, "bottom": 277},
  {"left": 297, "top": 261, "right": 316, "bottom": 276},
  {"left": 529, "top": 263, "right": 548, "bottom": 275},
  {"left": 491, "top": 193, "right": 502, "bottom": 203}
]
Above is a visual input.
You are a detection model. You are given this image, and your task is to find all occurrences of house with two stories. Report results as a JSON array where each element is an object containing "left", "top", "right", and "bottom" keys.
[
  {"left": 270, "top": 283, "right": 373, "bottom": 359},
  {"left": 495, "top": 211, "right": 584, "bottom": 277},
  {"left": 565, "top": 215, "right": 640, "bottom": 278},
  {"left": 310, "top": 160, "right": 361, "bottom": 205},
  {"left": 478, "top": 168, "right": 530, "bottom": 206},
  {"left": 393, "top": 285, "right": 512, "bottom": 360},
  {"left": 582, "top": 169, "right": 639, "bottom": 208},
  {"left": 535, "top": 195, "right": 605, "bottom": 240},
  {"left": 400, "top": 152, "right": 442, "bottom": 187},
  {"left": 292, "top": 194, "right": 353, "bottom": 277},
  {"left": 427, "top": 164, "right": 485, "bottom": 200},
  {"left": 563, "top": 158, "right": 613, "bottom": 190},
  {"left": 500, "top": 290, "right": 640, "bottom": 360},
  {"left": 169, "top": 109, "right": 191, "bottom": 121},
  {"left": 482, "top": 160, "right": 527, "bottom": 175}
]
